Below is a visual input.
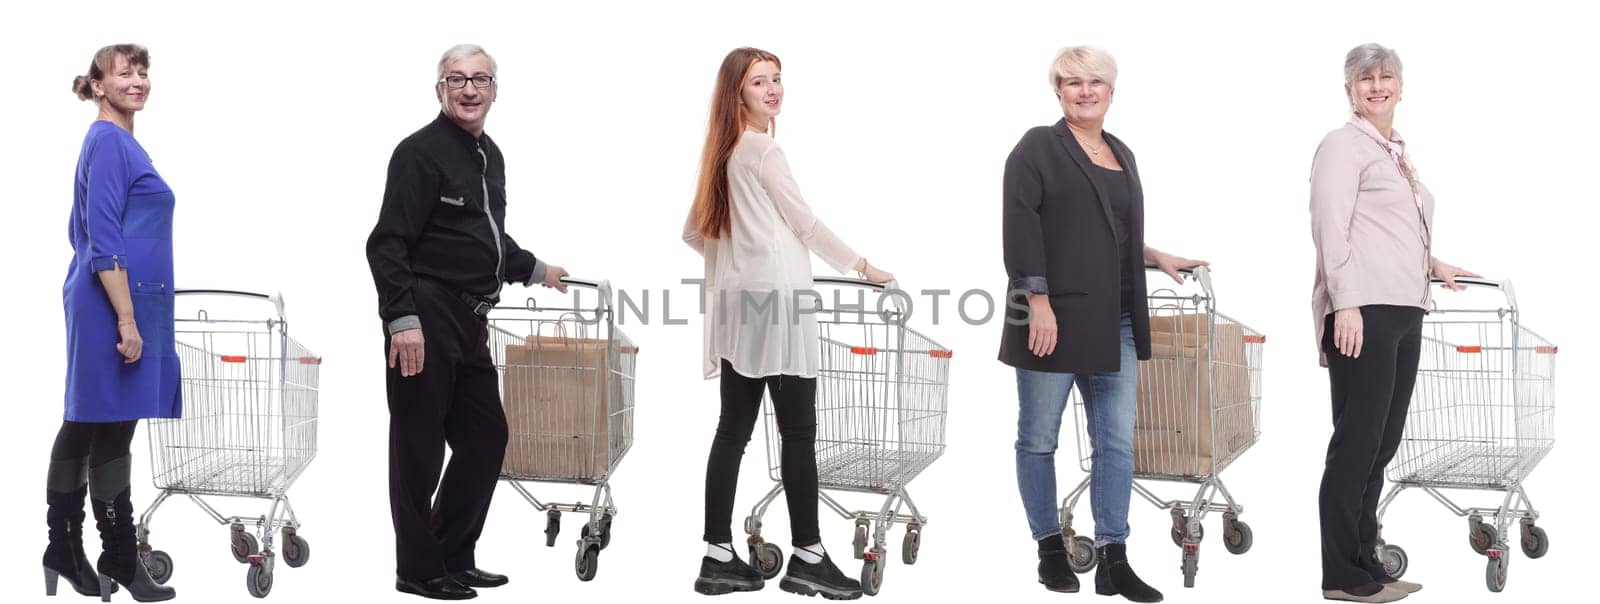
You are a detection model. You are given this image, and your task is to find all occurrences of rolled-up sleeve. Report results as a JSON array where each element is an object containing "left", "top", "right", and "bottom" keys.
[
  {"left": 1309, "top": 135, "right": 1363, "bottom": 311},
  {"left": 366, "top": 145, "right": 437, "bottom": 328},
  {"left": 1002, "top": 135, "right": 1049, "bottom": 295},
  {"left": 758, "top": 145, "right": 861, "bottom": 274},
  {"left": 84, "top": 134, "right": 131, "bottom": 273}
]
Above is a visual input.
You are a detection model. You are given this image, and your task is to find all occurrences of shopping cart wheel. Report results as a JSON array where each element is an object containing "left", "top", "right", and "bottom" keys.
[
  {"left": 852, "top": 519, "right": 869, "bottom": 560},
  {"left": 1485, "top": 553, "right": 1508, "bottom": 592},
  {"left": 751, "top": 542, "right": 784, "bottom": 579},
  {"left": 1222, "top": 520, "right": 1253, "bottom": 555},
  {"left": 1468, "top": 517, "right": 1496, "bottom": 555},
  {"left": 580, "top": 516, "right": 614, "bottom": 551},
  {"left": 1181, "top": 547, "right": 1199, "bottom": 588},
  {"left": 575, "top": 543, "right": 600, "bottom": 582},
  {"left": 901, "top": 529, "right": 921, "bottom": 565},
  {"left": 246, "top": 565, "right": 273, "bottom": 598},
  {"left": 1521, "top": 524, "right": 1549, "bottom": 559},
  {"left": 282, "top": 534, "right": 311, "bottom": 568},
  {"left": 861, "top": 552, "right": 885, "bottom": 596},
  {"left": 545, "top": 510, "right": 562, "bottom": 547},
  {"left": 1067, "top": 536, "right": 1097, "bottom": 574},
  {"left": 142, "top": 550, "right": 174, "bottom": 585},
  {"left": 231, "top": 527, "right": 260, "bottom": 564},
  {"left": 1377, "top": 544, "right": 1408, "bottom": 579}
]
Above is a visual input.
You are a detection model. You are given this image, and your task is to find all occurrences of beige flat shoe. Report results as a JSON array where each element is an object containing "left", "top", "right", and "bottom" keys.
[
  {"left": 1323, "top": 585, "right": 1407, "bottom": 603},
  {"left": 1383, "top": 579, "right": 1422, "bottom": 593}
]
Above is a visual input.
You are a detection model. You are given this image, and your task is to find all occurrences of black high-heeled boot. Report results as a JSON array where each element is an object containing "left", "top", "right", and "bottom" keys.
[
  {"left": 44, "top": 456, "right": 114, "bottom": 597},
  {"left": 89, "top": 455, "right": 174, "bottom": 603},
  {"left": 1094, "top": 544, "right": 1163, "bottom": 603}
]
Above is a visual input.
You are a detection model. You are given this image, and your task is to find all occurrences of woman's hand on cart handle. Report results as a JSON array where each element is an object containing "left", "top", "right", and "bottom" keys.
[
  {"left": 389, "top": 328, "right": 426, "bottom": 377},
  {"left": 853, "top": 257, "right": 895, "bottom": 284},
  {"left": 1430, "top": 259, "right": 1481, "bottom": 292},
  {"left": 1333, "top": 307, "right": 1364, "bottom": 359},
  {"left": 1145, "top": 246, "right": 1210, "bottom": 285},
  {"left": 542, "top": 265, "right": 570, "bottom": 293},
  {"left": 1027, "top": 294, "right": 1058, "bottom": 357},
  {"left": 116, "top": 318, "right": 143, "bottom": 364}
]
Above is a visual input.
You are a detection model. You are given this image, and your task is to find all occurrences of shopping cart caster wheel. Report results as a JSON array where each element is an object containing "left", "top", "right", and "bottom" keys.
[
  {"left": 142, "top": 550, "right": 174, "bottom": 585},
  {"left": 901, "top": 529, "right": 921, "bottom": 565},
  {"left": 861, "top": 554, "right": 885, "bottom": 596},
  {"left": 1485, "top": 554, "right": 1508, "bottom": 592},
  {"left": 581, "top": 515, "right": 614, "bottom": 550},
  {"left": 1181, "top": 548, "right": 1199, "bottom": 588},
  {"left": 1469, "top": 518, "right": 1496, "bottom": 555},
  {"left": 575, "top": 543, "right": 600, "bottom": 582},
  {"left": 545, "top": 510, "right": 562, "bottom": 547},
  {"left": 1521, "top": 524, "right": 1549, "bottom": 559},
  {"left": 283, "top": 534, "right": 311, "bottom": 568},
  {"left": 852, "top": 520, "right": 869, "bottom": 560},
  {"left": 751, "top": 542, "right": 784, "bottom": 579},
  {"left": 1067, "top": 536, "right": 1097, "bottom": 574},
  {"left": 1378, "top": 544, "right": 1408, "bottom": 578},
  {"left": 231, "top": 527, "right": 260, "bottom": 564},
  {"left": 1223, "top": 520, "right": 1253, "bottom": 555},
  {"left": 246, "top": 565, "right": 274, "bottom": 598}
]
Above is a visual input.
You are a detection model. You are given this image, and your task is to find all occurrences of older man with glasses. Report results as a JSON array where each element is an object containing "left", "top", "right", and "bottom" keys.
[{"left": 366, "top": 43, "right": 570, "bottom": 600}]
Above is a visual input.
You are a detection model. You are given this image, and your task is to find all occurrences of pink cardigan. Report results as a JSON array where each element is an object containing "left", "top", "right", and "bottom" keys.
[{"left": 1309, "top": 116, "right": 1435, "bottom": 365}]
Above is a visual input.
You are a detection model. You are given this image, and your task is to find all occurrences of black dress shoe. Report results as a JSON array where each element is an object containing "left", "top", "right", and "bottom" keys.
[
  {"left": 396, "top": 576, "right": 477, "bottom": 600},
  {"left": 449, "top": 568, "right": 509, "bottom": 588}
]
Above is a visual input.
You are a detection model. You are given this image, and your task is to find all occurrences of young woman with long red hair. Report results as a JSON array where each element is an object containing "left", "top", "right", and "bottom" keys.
[{"left": 683, "top": 47, "right": 893, "bottom": 599}]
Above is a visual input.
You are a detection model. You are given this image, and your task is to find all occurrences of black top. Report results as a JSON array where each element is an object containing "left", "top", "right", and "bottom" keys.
[
  {"left": 1092, "top": 163, "right": 1137, "bottom": 315},
  {"left": 366, "top": 113, "right": 543, "bottom": 327}
]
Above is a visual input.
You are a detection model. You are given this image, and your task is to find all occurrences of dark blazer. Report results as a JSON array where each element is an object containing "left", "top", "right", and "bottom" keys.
[{"left": 999, "top": 118, "right": 1151, "bottom": 373}]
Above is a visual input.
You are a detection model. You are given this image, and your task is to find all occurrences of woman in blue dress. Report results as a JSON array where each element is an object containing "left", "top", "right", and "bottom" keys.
[{"left": 44, "top": 44, "right": 178, "bottom": 602}]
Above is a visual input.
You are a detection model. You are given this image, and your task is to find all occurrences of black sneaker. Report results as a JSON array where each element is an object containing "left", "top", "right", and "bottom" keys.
[
  {"left": 694, "top": 554, "right": 765, "bottom": 596},
  {"left": 779, "top": 554, "right": 863, "bottom": 600}
]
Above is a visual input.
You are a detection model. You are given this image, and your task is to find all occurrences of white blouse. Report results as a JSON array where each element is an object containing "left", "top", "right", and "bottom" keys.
[{"left": 683, "top": 131, "right": 862, "bottom": 380}]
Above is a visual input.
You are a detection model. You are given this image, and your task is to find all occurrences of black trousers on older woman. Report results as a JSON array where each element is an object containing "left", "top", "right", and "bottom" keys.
[{"left": 1318, "top": 305, "right": 1424, "bottom": 591}]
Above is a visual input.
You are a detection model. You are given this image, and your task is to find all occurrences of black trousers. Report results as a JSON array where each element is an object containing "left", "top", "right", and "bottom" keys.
[
  {"left": 703, "top": 359, "right": 821, "bottom": 547},
  {"left": 385, "top": 280, "right": 508, "bottom": 582},
  {"left": 1319, "top": 305, "right": 1424, "bottom": 590},
  {"left": 51, "top": 420, "right": 138, "bottom": 465}
]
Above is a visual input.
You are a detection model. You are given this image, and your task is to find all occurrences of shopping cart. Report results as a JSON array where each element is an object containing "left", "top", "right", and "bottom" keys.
[
  {"left": 138, "top": 289, "right": 321, "bottom": 598},
  {"left": 1058, "top": 266, "right": 1265, "bottom": 588},
  {"left": 490, "top": 277, "right": 637, "bottom": 582},
  {"left": 742, "top": 277, "right": 951, "bottom": 596},
  {"left": 1373, "top": 277, "right": 1556, "bottom": 592}
]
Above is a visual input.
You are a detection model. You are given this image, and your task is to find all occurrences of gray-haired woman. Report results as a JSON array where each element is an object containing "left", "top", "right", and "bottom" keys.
[{"left": 1310, "top": 43, "right": 1478, "bottom": 603}]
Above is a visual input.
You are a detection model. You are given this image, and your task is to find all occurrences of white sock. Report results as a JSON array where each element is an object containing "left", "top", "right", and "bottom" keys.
[
  {"left": 796, "top": 542, "right": 825, "bottom": 564},
  {"left": 707, "top": 542, "right": 735, "bottom": 562}
]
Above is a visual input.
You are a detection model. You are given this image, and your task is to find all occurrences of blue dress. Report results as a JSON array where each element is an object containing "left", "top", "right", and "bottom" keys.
[{"left": 61, "top": 120, "right": 181, "bottom": 422}]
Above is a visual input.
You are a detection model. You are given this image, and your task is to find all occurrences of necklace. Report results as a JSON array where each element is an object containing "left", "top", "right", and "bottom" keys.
[{"left": 1072, "top": 131, "right": 1105, "bottom": 157}]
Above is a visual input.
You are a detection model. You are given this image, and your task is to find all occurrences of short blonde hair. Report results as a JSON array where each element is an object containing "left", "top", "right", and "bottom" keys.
[{"left": 1049, "top": 46, "right": 1118, "bottom": 89}]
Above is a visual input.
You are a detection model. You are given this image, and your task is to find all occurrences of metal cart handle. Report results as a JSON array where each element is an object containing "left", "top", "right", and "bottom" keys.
[
  {"left": 556, "top": 277, "right": 613, "bottom": 312},
  {"left": 1429, "top": 277, "right": 1518, "bottom": 310},
  {"left": 812, "top": 276, "right": 905, "bottom": 313},
  {"left": 174, "top": 289, "right": 286, "bottom": 321},
  {"left": 1143, "top": 265, "right": 1214, "bottom": 299}
]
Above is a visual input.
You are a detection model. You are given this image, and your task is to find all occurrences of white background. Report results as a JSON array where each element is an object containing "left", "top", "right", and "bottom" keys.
[{"left": 1, "top": 1, "right": 1594, "bottom": 602}]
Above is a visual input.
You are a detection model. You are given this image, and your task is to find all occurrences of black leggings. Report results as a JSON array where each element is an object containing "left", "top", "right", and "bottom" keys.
[
  {"left": 51, "top": 420, "right": 138, "bottom": 467},
  {"left": 1318, "top": 305, "right": 1424, "bottom": 591},
  {"left": 703, "top": 359, "right": 820, "bottom": 547}
]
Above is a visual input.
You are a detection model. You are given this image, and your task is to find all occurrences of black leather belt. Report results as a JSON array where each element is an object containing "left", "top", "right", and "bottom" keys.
[{"left": 458, "top": 291, "right": 496, "bottom": 318}]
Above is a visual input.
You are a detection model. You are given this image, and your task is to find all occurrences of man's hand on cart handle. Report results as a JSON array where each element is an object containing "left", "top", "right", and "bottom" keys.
[
  {"left": 1026, "top": 294, "right": 1058, "bottom": 357},
  {"left": 1431, "top": 259, "right": 1481, "bottom": 292},
  {"left": 390, "top": 328, "right": 426, "bottom": 377},
  {"left": 1333, "top": 307, "right": 1364, "bottom": 359},
  {"left": 543, "top": 265, "right": 570, "bottom": 293},
  {"left": 1146, "top": 246, "right": 1210, "bottom": 285}
]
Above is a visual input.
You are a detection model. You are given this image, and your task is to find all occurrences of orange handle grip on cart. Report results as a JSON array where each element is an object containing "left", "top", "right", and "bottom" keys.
[
  {"left": 929, "top": 349, "right": 954, "bottom": 358},
  {"left": 1242, "top": 335, "right": 1266, "bottom": 344},
  {"left": 298, "top": 357, "right": 323, "bottom": 365},
  {"left": 851, "top": 346, "right": 878, "bottom": 355},
  {"left": 221, "top": 355, "right": 248, "bottom": 363},
  {"left": 1456, "top": 346, "right": 1483, "bottom": 354},
  {"left": 1535, "top": 346, "right": 1558, "bottom": 354}
]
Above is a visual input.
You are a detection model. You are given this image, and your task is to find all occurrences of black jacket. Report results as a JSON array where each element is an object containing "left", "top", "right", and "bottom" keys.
[
  {"left": 367, "top": 113, "right": 544, "bottom": 330},
  {"left": 999, "top": 119, "right": 1151, "bottom": 373}
]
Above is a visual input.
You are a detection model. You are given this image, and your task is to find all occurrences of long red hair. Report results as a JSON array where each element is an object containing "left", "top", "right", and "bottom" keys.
[{"left": 691, "top": 47, "right": 781, "bottom": 239}]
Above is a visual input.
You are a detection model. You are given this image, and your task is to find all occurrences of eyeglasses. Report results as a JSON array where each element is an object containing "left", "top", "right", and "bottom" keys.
[{"left": 439, "top": 74, "right": 495, "bottom": 90}]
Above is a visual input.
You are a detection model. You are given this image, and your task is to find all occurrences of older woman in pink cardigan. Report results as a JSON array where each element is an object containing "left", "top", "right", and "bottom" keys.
[{"left": 1309, "top": 43, "right": 1478, "bottom": 603}]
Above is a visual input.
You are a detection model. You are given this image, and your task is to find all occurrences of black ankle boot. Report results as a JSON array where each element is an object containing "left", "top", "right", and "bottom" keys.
[
  {"left": 90, "top": 456, "right": 175, "bottom": 603},
  {"left": 44, "top": 457, "right": 113, "bottom": 597},
  {"left": 1037, "top": 535, "right": 1080, "bottom": 593},
  {"left": 1095, "top": 544, "right": 1163, "bottom": 603}
]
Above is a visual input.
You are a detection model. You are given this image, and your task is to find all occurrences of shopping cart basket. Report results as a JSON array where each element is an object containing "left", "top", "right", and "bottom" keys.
[
  {"left": 1373, "top": 277, "right": 1556, "bottom": 592},
  {"left": 490, "top": 277, "right": 637, "bottom": 582},
  {"left": 139, "top": 289, "right": 321, "bottom": 598},
  {"left": 742, "top": 277, "right": 951, "bottom": 596},
  {"left": 1058, "top": 266, "right": 1265, "bottom": 588}
]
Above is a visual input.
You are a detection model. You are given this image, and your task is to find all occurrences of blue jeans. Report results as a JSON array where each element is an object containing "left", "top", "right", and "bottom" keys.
[{"left": 1015, "top": 313, "right": 1138, "bottom": 544}]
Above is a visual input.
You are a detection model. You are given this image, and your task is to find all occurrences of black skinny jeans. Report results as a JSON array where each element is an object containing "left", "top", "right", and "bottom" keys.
[
  {"left": 703, "top": 359, "right": 820, "bottom": 547},
  {"left": 51, "top": 420, "right": 138, "bottom": 466},
  {"left": 1318, "top": 305, "right": 1424, "bottom": 591}
]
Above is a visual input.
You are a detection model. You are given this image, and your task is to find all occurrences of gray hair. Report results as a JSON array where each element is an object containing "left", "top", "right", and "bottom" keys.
[
  {"left": 1344, "top": 43, "right": 1402, "bottom": 85},
  {"left": 437, "top": 44, "right": 497, "bottom": 80}
]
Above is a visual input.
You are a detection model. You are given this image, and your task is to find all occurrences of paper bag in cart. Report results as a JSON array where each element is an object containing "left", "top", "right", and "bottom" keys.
[
  {"left": 501, "top": 334, "right": 626, "bottom": 481},
  {"left": 1133, "top": 313, "right": 1257, "bottom": 476}
]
